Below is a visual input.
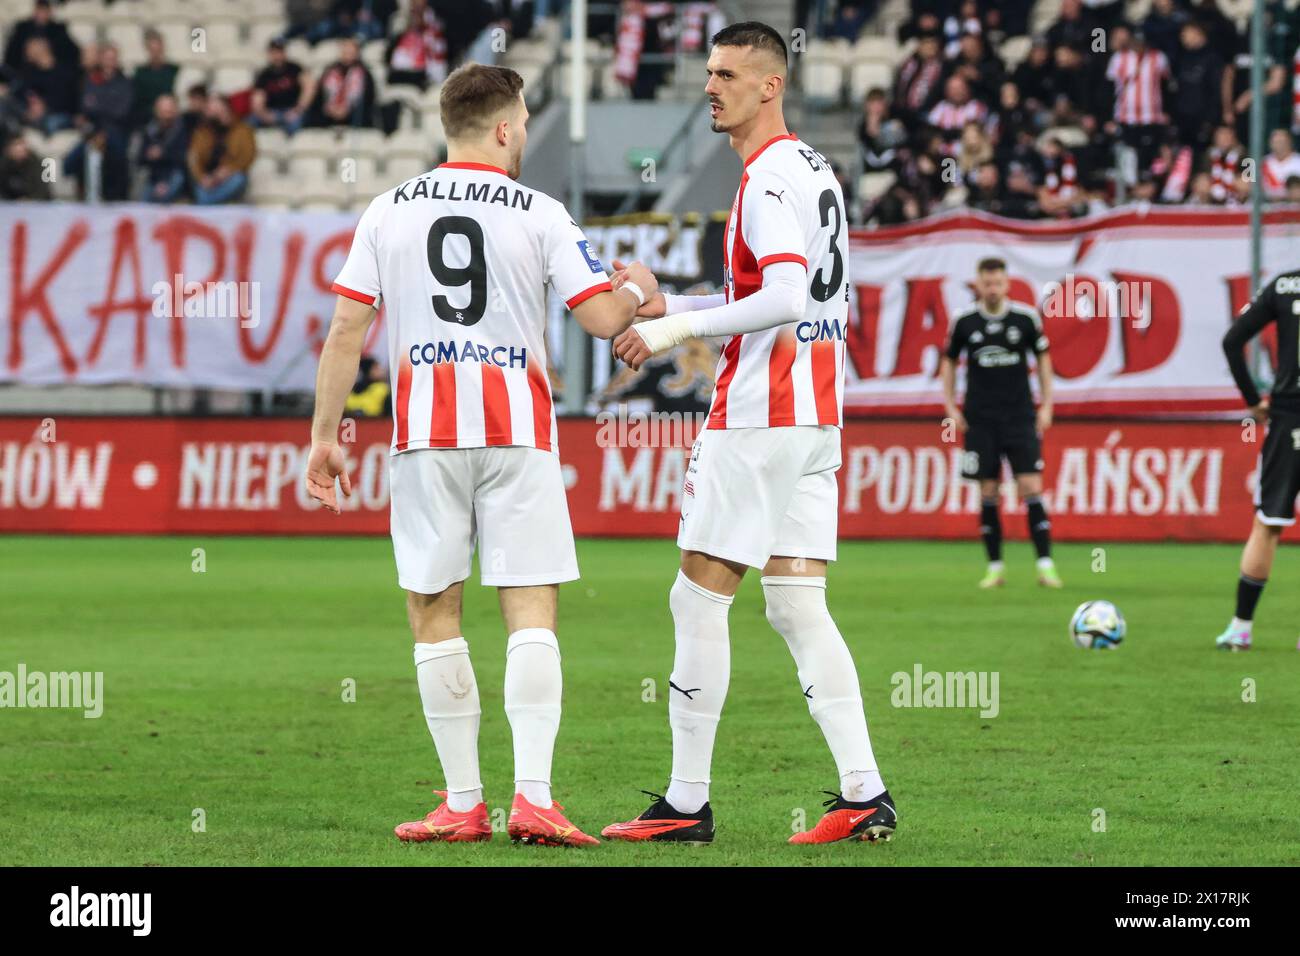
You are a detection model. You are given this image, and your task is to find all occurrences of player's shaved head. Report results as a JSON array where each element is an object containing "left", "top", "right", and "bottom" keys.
[
  {"left": 440, "top": 63, "right": 525, "bottom": 142},
  {"left": 710, "top": 21, "right": 788, "bottom": 73}
]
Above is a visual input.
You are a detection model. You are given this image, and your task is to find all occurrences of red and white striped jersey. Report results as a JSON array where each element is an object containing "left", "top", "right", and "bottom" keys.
[
  {"left": 1106, "top": 48, "right": 1169, "bottom": 126},
  {"left": 332, "top": 161, "right": 611, "bottom": 454},
  {"left": 709, "top": 134, "right": 848, "bottom": 430},
  {"left": 926, "top": 98, "right": 988, "bottom": 133}
]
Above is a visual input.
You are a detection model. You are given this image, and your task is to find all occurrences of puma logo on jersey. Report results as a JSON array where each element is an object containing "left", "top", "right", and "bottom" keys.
[{"left": 765, "top": 189, "right": 786, "bottom": 203}]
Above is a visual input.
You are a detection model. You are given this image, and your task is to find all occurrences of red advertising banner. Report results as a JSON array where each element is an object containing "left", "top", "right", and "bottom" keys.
[{"left": 0, "top": 416, "right": 1291, "bottom": 542}]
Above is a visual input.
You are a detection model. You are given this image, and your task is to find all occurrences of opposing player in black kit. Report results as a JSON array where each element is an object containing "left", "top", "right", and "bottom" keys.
[
  {"left": 1215, "top": 269, "right": 1300, "bottom": 651},
  {"left": 940, "top": 257, "right": 1061, "bottom": 589}
]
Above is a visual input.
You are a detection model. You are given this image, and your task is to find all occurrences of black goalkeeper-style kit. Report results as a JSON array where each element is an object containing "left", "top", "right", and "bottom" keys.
[{"left": 946, "top": 301, "right": 1051, "bottom": 480}]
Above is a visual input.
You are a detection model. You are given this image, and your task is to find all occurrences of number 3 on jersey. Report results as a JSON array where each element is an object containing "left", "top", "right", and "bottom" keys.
[
  {"left": 809, "top": 188, "right": 844, "bottom": 304},
  {"left": 427, "top": 215, "right": 487, "bottom": 326}
]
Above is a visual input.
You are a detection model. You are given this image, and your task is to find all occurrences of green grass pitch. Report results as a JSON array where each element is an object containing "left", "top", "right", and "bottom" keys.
[{"left": 2, "top": 535, "right": 1297, "bottom": 867}]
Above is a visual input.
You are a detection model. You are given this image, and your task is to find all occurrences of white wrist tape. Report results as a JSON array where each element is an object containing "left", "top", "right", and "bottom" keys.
[
  {"left": 633, "top": 313, "right": 694, "bottom": 354},
  {"left": 618, "top": 280, "right": 647, "bottom": 307}
]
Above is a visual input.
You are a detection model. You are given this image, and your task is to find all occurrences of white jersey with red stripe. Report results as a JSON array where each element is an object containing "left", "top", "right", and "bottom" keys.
[
  {"left": 709, "top": 133, "right": 849, "bottom": 430},
  {"left": 332, "top": 161, "right": 612, "bottom": 454}
]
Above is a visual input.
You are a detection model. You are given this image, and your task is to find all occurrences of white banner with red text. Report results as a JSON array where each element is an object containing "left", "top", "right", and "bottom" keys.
[
  {"left": 0, "top": 416, "right": 1291, "bottom": 542},
  {"left": 845, "top": 206, "right": 1300, "bottom": 416},
  {"left": 3, "top": 203, "right": 1300, "bottom": 416}
]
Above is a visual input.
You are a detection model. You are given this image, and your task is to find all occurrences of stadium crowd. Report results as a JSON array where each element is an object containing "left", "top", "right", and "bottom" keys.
[
  {"left": 841, "top": 0, "right": 1300, "bottom": 223},
  {"left": 2, "top": 0, "right": 1300, "bottom": 219},
  {"left": 0, "top": 0, "right": 521, "bottom": 202}
]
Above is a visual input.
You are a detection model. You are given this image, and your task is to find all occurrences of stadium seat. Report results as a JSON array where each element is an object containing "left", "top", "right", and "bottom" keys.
[
  {"left": 46, "top": 129, "right": 81, "bottom": 160},
  {"left": 341, "top": 155, "right": 380, "bottom": 192},
  {"left": 291, "top": 128, "right": 342, "bottom": 157},
  {"left": 287, "top": 154, "right": 333, "bottom": 182},
  {"left": 852, "top": 35, "right": 907, "bottom": 68},
  {"left": 802, "top": 58, "right": 845, "bottom": 106},
  {"left": 201, "top": 22, "right": 245, "bottom": 59},
  {"left": 156, "top": 22, "right": 198, "bottom": 61},
  {"left": 67, "top": 21, "right": 100, "bottom": 49},
  {"left": 248, "top": 155, "right": 284, "bottom": 195},
  {"left": 175, "top": 64, "right": 211, "bottom": 98},
  {"left": 849, "top": 61, "right": 895, "bottom": 102},
  {"left": 253, "top": 127, "right": 288, "bottom": 158},
  {"left": 298, "top": 198, "right": 347, "bottom": 212},
  {"left": 1000, "top": 36, "right": 1033, "bottom": 72},
  {"left": 386, "top": 129, "right": 435, "bottom": 161},
  {"left": 58, "top": 0, "right": 109, "bottom": 25},
  {"left": 385, "top": 156, "right": 432, "bottom": 185},
  {"left": 211, "top": 65, "right": 255, "bottom": 95},
  {"left": 248, "top": 21, "right": 285, "bottom": 53},
  {"left": 858, "top": 170, "right": 897, "bottom": 202},
  {"left": 102, "top": 23, "right": 147, "bottom": 67}
]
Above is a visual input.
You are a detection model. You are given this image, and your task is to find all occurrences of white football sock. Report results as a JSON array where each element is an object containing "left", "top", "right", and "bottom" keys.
[
  {"left": 1036, "top": 556, "right": 1055, "bottom": 570},
  {"left": 1230, "top": 616, "right": 1253, "bottom": 633},
  {"left": 665, "top": 570, "right": 732, "bottom": 814},
  {"left": 762, "top": 576, "right": 885, "bottom": 801},
  {"left": 504, "top": 628, "right": 562, "bottom": 810},
  {"left": 413, "top": 638, "right": 482, "bottom": 812},
  {"left": 988, "top": 560, "right": 1005, "bottom": 572}
]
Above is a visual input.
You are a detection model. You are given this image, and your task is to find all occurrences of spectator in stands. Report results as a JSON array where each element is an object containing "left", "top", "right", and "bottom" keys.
[
  {"left": 63, "top": 124, "right": 130, "bottom": 201},
  {"left": 949, "top": 29, "right": 1004, "bottom": 108},
  {"left": 858, "top": 87, "right": 905, "bottom": 173},
  {"left": 61, "top": 44, "right": 132, "bottom": 199},
  {"left": 1285, "top": 174, "right": 1300, "bottom": 203},
  {"left": 897, "top": 128, "right": 951, "bottom": 212},
  {"left": 312, "top": 37, "right": 376, "bottom": 128},
  {"left": 1170, "top": 20, "right": 1223, "bottom": 151},
  {"left": 1186, "top": 169, "right": 1215, "bottom": 204},
  {"left": 928, "top": 75, "right": 987, "bottom": 144},
  {"left": 1206, "top": 123, "right": 1245, "bottom": 203},
  {"left": 823, "top": 2, "right": 875, "bottom": 42},
  {"left": 1141, "top": 0, "right": 1188, "bottom": 64},
  {"left": 18, "top": 36, "right": 77, "bottom": 133},
  {"left": 3, "top": 0, "right": 79, "bottom": 73},
  {"left": 957, "top": 119, "right": 993, "bottom": 181},
  {"left": 0, "top": 134, "right": 49, "bottom": 199},
  {"left": 130, "top": 30, "right": 179, "bottom": 130},
  {"left": 1262, "top": 128, "right": 1300, "bottom": 200},
  {"left": 251, "top": 39, "right": 314, "bottom": 134},
  {"left": 897, "top": 2, "right": 945, "bottom": 43},
  {"left": 1188, "top": 0, "right": 1239, "bottom": 62},
  {"left": 1011, "top": 36, "right": 1054, "bottom": 115},
  {"left": 1105, "top": 25, "right": 1171, "bottom": 170},
  {"left": 1046, "top": 0, "right": 1095, "bottom": 55},
  {"left": 79, "top": 44, "right": 133, "bottom": 142},
  {"left": 188, "top": 95, "right": 255, "bottom": 204},
  {"left": 346, "top": 356, "right": 392, "bottom": 417},
  {"left": 181, "top": 82, "right": 210, "bottom": 138},
  {"left": 941, "top": 2, "right": 983, "bottom": 58},
  {"left": 138, "top": 93, "right": 189, "bottom": 202},
  {"left": 1038, "top": 135, "right": 1084, "bottom": 217},
  {"left": 893, "top": 29, "right": 946, "bottom": 125},
  {"left": 1222, "top": 32, "right": 1287, "bottom": 148},
  {"left": 989, "top": 79, "right": 1035, "bottom": 157},
  {"left": 309, "top": 0, "right": 397, "bottom": 44},
  {"left": 1082, "top": 0, "right": 1124, "bottom": 31},
  {"left": 386, "top": 0, "right": 449, "bottom": 89}
]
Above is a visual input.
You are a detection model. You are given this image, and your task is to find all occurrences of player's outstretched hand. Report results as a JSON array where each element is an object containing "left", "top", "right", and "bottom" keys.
[
  {"left": 611, "top": 258, "right": 666, "bottom": 318},
  {"left": 305, "top": 440, "right": 352, "bottom": 515},
  {"left": 613, "top": 326, "right": 653, "bottom": 370}
]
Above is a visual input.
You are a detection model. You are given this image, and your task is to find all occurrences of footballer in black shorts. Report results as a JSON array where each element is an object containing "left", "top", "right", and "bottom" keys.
[
  {"left": 1215, "top": 268, "right": 1300, "bottom": 651},
  {"left": 940, "top": 257, "right": 1060, "bottom": 589}
]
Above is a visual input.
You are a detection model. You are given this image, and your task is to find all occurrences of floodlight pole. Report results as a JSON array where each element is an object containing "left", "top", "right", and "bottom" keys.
[
  {"left": 1248, "top": 0, "right": 1265, "bottom": 295},
  {"left": 563, "top": 0, "right": 590, "bottom": 415}
]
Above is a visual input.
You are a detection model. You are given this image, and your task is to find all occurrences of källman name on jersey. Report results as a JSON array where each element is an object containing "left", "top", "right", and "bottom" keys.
[
  {"left": 409, "top": 340, "right": 528, "bottom": 368},
  {"left": 392, "top": 176, "right": 534, "bottom": 210}
]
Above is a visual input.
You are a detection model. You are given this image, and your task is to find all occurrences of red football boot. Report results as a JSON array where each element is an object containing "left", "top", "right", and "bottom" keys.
[
  {"left": 507, "top": 793, "right": 600, "bottom": 847},
  {"left": 789, "top": 790, "right": 897, "bottom": 845},
  {"left": 601, "top": 790, "right": 715, "bottom": 843},
  {"left": 394, "top": 791, "right": 492, "bottom": 843}
]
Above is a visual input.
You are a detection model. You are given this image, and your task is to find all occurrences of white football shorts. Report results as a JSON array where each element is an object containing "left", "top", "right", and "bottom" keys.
[
  {"left": 677, "top": 424, "right": 841, "bottom": 569},
  {"left": 389, "top": 446, "right": 579, "bottom": 594}
]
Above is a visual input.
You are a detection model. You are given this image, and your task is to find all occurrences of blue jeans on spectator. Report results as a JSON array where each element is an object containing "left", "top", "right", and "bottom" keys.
[
  {"left": 144, "top": 169, "right": 186, "bottom": 203},
  {"left": 252, "top": 108, "right": 304, "bottom": 135},
  {"left": 194, "top": 171, "right": 248, "bottom": 205},
  {"left": 42, "top": 113, "right": 74, "bottom": 134}
]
